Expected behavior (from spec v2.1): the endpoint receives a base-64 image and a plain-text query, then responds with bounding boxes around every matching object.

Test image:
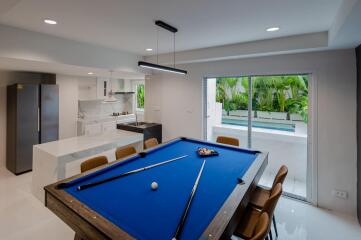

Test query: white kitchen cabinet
[77,114,136,136]
[102,121,117,132]
[84,123,102,135]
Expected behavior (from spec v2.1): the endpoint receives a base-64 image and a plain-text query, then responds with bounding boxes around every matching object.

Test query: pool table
[44,137,268,240]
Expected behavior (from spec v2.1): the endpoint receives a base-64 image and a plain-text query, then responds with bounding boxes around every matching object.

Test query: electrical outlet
[332,190,348,199]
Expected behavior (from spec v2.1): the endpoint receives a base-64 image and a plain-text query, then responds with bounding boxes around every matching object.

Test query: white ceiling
[0,0,343,55]
[0,57,145,79]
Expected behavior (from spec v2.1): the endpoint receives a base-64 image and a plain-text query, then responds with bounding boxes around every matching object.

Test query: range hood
[114,91,134,94]
[111,78,134,94]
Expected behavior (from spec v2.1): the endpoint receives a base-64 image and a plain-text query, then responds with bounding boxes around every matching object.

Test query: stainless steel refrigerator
[6,83,59,175]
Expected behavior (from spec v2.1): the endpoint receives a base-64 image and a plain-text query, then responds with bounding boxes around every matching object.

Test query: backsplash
[78,95,133,119]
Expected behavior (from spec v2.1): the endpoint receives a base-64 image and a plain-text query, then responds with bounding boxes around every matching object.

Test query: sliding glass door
[251,75,309,199]
[205,74,310,200]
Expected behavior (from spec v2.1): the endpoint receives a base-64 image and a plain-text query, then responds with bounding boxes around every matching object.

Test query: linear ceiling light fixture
[138,20,187,75]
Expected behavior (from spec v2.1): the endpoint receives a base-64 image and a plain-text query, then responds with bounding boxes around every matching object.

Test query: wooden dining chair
[144,138,159,149]
[76,155,109,239]
[235,183,282,240]
[216,136,239,146]
[250,213,270,240]
[115,146,137,160]
[250,165,288,237]
[80,156,108,173]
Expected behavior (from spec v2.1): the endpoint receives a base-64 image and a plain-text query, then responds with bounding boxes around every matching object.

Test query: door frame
[202,73,318,204]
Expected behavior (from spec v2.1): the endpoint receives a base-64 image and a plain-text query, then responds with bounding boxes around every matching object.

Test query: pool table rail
[201,151,268,240]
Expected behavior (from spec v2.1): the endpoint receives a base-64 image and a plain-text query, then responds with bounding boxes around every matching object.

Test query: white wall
[0,71,17,169]
[56,75,81,139]
[145,49,357,215]
[146,32,328,65]
[77,78,97,101]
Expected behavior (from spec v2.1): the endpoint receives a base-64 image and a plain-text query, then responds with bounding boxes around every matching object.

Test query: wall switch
[332,190,348,199]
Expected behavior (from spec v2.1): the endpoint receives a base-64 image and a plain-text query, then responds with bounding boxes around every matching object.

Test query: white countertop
[34,130,143,157]
[77,114,136,124]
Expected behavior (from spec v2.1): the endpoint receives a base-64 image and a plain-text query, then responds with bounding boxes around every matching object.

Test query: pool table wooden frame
[44,137,268,240]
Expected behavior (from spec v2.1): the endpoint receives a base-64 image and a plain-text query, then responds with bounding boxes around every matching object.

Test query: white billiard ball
[151,181,158,190]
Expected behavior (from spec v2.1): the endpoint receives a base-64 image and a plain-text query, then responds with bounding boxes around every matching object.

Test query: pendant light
[138,20,187,75]
[103,70,118,103]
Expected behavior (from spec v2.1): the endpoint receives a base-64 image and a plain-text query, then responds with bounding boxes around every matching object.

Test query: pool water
[222,118,295,132]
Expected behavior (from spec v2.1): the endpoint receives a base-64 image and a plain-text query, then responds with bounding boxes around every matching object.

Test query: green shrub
[216,75,309,122]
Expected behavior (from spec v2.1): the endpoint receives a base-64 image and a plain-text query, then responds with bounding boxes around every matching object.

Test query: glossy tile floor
[259,171,307,199]
[274,197,361,240]
[0,168,73,240]
[0,167,360,240]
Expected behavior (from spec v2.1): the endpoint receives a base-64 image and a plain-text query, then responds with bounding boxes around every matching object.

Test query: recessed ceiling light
[87,72,94,75]
[266,27,280,32]
[146,48,153,52]
[44,19,57,25]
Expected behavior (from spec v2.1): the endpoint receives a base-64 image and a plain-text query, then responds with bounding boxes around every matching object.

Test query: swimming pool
[222,118,295,132]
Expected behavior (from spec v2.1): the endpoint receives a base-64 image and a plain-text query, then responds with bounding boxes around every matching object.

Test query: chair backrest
[262,183,282,218]
[115,146,137,160]
[216,136,239,147]
[250,212,270,240]
[80,156,108,173]
[271,165,288,189]
[144,138,159,149]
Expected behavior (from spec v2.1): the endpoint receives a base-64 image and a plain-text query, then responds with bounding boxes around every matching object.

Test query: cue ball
[151,182,158,190]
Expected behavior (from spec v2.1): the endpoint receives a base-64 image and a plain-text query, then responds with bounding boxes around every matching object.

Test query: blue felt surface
[64,138,258,240]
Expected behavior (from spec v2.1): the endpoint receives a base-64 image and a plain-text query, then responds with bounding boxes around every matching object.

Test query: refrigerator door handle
[38,107,40,132]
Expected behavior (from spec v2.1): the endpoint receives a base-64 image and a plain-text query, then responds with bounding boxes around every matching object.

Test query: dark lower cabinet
[6,83,59,175]
[117,122,162,144]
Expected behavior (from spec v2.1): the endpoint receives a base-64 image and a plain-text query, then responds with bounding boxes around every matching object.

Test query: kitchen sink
[127,122,147,126]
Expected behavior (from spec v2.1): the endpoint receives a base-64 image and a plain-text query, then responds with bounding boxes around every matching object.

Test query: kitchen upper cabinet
[79,78,132,100]
[78,79,97,100]
[96,77,107,100]
[96,78,131,98]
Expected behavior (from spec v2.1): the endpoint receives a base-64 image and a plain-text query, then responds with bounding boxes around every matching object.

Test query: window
[216,75,309,129]
[136,83,145,110]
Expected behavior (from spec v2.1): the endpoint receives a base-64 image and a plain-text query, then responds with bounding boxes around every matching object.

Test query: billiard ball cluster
[197,147,219,157]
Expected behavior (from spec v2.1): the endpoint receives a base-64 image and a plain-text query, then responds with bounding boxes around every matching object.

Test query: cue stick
[76,155,189,191]
[172,159,206,240]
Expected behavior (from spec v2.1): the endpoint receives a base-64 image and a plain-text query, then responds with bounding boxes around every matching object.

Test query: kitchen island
[32,130,143,202]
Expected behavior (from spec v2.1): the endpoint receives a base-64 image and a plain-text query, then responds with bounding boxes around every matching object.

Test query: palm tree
[253,77,274,111]
[216,77,241,114]
[287,76,307,99]
[271,76,289,112]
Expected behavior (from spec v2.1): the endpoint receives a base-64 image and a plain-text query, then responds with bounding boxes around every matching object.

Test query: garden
[216,75,309,123]
[136,84,145,109]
